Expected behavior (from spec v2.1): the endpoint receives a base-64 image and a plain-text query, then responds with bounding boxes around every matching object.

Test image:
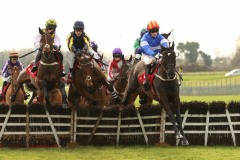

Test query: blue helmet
[73,21,84,29]
[112,48,123,56]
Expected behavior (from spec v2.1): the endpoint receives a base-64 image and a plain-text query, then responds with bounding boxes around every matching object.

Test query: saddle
[26,63,38,77]
[137,63,160,86]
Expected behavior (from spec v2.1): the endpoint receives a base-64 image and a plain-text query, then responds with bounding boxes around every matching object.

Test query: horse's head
[9,66,21,88]
[160,42,178,79]
[117,55,133,81]
[39,28,54,59]
[114,55,133,94]
[76,52,94,92]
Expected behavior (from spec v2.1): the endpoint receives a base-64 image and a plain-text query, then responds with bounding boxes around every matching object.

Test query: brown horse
[11,28,68,108]
[111,55,133,98]
[122,42,189,145]
[68,50,122,108]
[5,66,25,105]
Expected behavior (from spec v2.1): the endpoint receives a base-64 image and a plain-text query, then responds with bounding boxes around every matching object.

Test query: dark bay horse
[11,28,68,108]
[122,43,189,145]
[68,51,123,108]
[5,66,25,105]
[131,31,173,105]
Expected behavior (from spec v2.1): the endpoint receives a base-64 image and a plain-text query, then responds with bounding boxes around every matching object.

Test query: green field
[0,146,239,160]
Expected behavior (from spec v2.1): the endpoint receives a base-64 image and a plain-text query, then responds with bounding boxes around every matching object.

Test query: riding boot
[143,64,151,90]
[31,50,41,72]
[67,68,74,84]
[0,81,8,101]
[21,86,30,100]
[58,51,66,77]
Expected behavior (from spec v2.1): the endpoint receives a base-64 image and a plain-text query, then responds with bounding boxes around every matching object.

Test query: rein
[154,59,177,81]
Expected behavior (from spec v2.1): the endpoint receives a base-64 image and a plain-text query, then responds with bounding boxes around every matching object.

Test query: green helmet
[140,28,147,37]
[45,18,57,29]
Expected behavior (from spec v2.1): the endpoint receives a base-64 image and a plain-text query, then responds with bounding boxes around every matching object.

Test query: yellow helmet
[45,18,57,28]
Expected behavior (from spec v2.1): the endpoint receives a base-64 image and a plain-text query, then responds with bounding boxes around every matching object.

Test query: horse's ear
[129,55,132,62]
[39,27,44,35]
[171,41,175,50]
[122,55,125,60]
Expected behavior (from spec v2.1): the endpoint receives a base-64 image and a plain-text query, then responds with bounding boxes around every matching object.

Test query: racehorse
[68,49,122,108]
[5,66,25,105]
[11,28,68,108]
[111,55,133,98]
[122,42,189,145]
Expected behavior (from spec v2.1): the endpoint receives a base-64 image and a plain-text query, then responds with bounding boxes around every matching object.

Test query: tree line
[1,39,239,72]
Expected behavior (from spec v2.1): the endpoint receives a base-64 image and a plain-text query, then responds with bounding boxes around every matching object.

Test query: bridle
[154,51,177,81]
[76,57,94,85]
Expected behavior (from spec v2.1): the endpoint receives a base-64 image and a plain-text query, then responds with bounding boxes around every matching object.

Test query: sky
[1,0,240,59]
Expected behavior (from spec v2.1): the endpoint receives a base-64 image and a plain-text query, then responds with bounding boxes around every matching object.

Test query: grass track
[0,146,239,160]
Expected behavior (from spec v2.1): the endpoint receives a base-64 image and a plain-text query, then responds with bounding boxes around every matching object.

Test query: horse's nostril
[86,76,91,81]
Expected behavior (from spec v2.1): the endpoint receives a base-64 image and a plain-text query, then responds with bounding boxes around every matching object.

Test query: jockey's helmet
[9,52,19,59]
[73,21,84,30]
[140,28,147,37]
[90,41,98,52]
[112,48,123,57]
[45,18,57,29]
[147,20,160,31]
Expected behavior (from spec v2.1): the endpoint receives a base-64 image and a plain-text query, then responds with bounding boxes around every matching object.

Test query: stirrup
[61,72,66,77]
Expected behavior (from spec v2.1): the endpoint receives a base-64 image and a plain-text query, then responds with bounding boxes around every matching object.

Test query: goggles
[149,28,159,33]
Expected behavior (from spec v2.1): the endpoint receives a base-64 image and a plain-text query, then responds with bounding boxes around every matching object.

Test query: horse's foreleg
[104,81,121,103]
[39,80,50,106]
[174,98,189,145]
[59,81,68,108]
[10,84,22,102]
[160,97,183,140]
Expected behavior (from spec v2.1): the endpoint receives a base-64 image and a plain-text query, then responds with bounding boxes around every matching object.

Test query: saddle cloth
[137,64,160,85]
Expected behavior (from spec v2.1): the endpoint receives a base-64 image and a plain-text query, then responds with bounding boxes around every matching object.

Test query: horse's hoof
[181,137,189,146]
[91,100,97,105]
[62,104,69,109]
[139,99,146,105]
[176,131,183,140]
[10,96,15,102]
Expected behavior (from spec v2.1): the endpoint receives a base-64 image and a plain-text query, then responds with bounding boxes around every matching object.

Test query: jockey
[134,28,147,61]
[90,41,106,72]
[66,20,99,82]
[107,48,123,83]
[31,18,65,77]
[0,52,29,101]
[140,20,169,90]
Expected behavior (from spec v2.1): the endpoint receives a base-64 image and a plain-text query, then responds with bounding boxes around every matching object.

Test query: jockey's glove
[7,76,11,83]
[135,54,141,60]
[155,53,161,59]
[53,45,61,51]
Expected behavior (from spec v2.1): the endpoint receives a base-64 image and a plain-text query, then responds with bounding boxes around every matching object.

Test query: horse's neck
[159,65,167,78]
[41,51,56,63]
